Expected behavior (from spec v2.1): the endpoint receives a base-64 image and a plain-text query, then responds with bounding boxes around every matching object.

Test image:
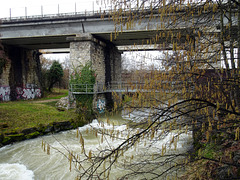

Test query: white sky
[0,0,105,18]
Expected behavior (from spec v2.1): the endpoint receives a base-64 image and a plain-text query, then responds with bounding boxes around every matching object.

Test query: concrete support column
[106,44,122,108]
[69,33,122,112]
[69,33,106,112]
[0,45,42,101]
[195,29,222,69]
[0,56,11,101]
[69,33,106,83]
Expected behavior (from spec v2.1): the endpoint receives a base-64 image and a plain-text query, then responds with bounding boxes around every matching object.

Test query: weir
[0,114,193,179]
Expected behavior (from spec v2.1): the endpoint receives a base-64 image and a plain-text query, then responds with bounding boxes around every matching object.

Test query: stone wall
[69,33,122,112]
[91,39,106,84]
[69,41,91,73]
[107,44,122,108]
[0,45,42,101]
[0,121,78,147]
[0,59,11,101]
[109,44,122,83]
[69,33,106,84]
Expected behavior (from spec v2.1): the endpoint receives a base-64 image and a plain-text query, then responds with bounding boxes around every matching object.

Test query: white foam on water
[0,112,193,180]
[122,109,150,122]
[0,163,34,180]
[77,119,192,153]
[78,119,127,132]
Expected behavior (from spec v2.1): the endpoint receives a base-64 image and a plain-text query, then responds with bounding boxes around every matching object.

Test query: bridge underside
[1,28,194,50]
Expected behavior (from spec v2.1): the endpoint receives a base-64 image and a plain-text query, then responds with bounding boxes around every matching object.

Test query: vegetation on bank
[0,89,76,135]
[40,88,69,100]
[70,62,96,117]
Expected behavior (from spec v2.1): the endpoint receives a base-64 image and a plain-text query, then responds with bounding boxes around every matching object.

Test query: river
[0,112,192,180]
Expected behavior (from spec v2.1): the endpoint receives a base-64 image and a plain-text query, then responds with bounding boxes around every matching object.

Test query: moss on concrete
[25,131,40,139]
[2,136,11,144]
[8,133,25,141]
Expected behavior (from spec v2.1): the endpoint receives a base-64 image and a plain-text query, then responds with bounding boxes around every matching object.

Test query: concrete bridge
[0,9,195,49]
[0,8,193,110]
[0,5,235,111]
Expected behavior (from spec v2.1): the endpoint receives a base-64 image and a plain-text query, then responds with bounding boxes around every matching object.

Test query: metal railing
[0,5,160,22]
[1,10,105,22]
[69,80,192,95]
[69,81,146,95]
[70,84,95,94]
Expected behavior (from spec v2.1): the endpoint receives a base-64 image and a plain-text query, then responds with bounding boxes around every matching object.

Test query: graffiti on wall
[97,99,106,113]
[0,86,10,101]
[16,84,41,100]
[0,84,41,101]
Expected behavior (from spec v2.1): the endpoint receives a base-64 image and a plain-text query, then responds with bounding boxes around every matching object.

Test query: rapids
[0,113,192,180]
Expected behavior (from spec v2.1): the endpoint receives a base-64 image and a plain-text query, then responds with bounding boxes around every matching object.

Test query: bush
[70,62,96,119]
[47,61,64,92]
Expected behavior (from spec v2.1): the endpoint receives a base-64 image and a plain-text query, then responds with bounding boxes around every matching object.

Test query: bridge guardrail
[69,80,193,95]
[0,7,119,22]
[1,11,101,22]
[70,81,151,95]
[0,7,159,22]
[70,84,95,94]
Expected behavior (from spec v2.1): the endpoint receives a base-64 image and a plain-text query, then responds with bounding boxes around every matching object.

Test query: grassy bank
[39,88,69,100]
[0,89,77,134]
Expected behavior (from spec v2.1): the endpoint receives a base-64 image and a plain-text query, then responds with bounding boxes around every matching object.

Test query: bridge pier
[69,33,122,112]
[0,45,42,101]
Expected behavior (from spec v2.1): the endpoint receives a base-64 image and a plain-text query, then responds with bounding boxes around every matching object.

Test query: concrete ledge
[0,120,82,147]
[67,34,106,47]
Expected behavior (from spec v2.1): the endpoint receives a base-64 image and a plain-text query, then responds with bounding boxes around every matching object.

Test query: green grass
[0,89,77,134]
[40,88,69,100]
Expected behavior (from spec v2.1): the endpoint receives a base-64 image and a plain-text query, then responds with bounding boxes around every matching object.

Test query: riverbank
[0,89,85,147]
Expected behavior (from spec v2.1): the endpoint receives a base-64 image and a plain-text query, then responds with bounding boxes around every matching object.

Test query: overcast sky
[0,0,105,18]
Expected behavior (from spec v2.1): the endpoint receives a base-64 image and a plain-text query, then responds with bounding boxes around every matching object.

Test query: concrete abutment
[69,33,122,112]
[0,45,42,101]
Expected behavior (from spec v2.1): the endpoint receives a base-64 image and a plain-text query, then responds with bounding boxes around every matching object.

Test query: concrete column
[0,45,42,101]
[195,29,222,69]
[69,33,122,112]
[69,33,106,112]
[0,56,11,101]
[109,44,122,83]
[106,44,122,109]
